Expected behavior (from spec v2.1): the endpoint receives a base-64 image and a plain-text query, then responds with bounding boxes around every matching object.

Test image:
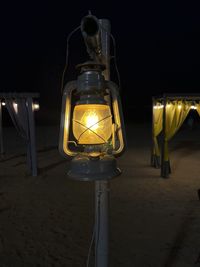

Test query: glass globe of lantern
[72,104,112,145]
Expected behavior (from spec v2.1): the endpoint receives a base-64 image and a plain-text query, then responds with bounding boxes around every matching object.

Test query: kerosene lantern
[59,61,126,180]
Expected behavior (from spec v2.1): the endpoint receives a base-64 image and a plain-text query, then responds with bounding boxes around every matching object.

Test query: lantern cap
[76,61,105,73]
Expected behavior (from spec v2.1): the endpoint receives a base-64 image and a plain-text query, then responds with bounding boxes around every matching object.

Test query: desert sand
[0,123,200,267]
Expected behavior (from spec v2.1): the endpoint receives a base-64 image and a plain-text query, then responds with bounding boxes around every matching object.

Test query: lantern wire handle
[60,25,81,94]
[110,33,121,91]
[60,22,121,94]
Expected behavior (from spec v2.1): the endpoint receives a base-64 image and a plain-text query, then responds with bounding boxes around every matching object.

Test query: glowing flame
[85,113,99,130]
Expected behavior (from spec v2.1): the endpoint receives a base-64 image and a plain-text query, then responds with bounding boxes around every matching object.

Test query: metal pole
[0,101,4,155]
[27,97,37,176]
[95,181,110,266]
[151,97,154,166]
[95,19,110,267]
[161,95,166,177]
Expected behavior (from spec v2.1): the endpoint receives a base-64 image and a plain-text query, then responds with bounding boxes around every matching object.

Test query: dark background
[1,1,200,123]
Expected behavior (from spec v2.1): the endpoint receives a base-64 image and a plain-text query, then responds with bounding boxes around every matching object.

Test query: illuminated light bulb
[166,103,171,108]
[178,104,182,109]
[1,101,6,106]
[33,103,40,111]
[191,105,197,110]
[154,104,164,109]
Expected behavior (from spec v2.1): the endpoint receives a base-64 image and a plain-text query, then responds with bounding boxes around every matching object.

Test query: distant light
[13,102,18,113]
[1,101,6,106]
[33,102,40,111]
[166,103,172,108]
[178,104,182,109]
[191,105,197,110]
[153,104,164,109]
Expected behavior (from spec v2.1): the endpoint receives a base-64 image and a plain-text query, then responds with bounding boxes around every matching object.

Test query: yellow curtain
[164,101,191,162]
[153,103,163,157]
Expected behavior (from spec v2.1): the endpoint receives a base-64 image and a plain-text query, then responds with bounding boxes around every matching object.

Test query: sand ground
[0,123,200,267]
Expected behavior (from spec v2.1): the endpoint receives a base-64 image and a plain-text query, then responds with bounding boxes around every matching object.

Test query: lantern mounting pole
[59,14,126,266]
[94,18,110,267]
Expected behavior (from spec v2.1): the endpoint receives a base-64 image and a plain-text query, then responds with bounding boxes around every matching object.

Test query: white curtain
[5,98,29,141]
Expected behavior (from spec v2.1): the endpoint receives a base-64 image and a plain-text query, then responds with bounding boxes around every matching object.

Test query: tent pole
[0,101,4,155]
[27,97,37,176]
[151,96,154,166]
[161,95,166,177]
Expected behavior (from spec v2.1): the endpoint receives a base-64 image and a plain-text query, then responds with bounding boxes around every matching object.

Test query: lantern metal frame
[59,62,126,181]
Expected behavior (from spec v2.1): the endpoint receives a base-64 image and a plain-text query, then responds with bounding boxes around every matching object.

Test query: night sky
[1,1,200,122]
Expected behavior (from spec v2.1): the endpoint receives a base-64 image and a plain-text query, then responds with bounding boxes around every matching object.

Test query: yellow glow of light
[191,105,197,110]
[153,104,164,109]
[166,103,171,108]
[178,104,182,109]
[73,104,112,144]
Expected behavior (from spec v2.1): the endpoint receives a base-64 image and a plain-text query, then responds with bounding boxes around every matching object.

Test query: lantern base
[67,154,121,181]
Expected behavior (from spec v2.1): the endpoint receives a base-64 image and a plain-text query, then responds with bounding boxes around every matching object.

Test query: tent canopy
[0,93,39,176]
[151,93,200,178]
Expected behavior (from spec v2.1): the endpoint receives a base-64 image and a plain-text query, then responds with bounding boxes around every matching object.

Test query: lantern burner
[68,154,121,181]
